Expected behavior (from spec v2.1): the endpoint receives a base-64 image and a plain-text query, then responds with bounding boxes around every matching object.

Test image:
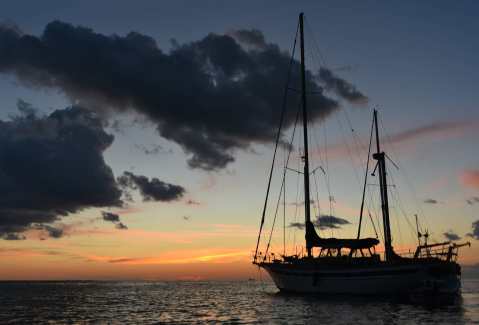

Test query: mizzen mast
[299,13,312,258]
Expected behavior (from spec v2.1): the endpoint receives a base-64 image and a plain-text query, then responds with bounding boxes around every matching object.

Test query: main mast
[372,110,393,261]
[299,13,312,258]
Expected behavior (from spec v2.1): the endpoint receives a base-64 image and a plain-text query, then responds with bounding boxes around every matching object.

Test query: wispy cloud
[386,120,479,144]
[315,119,479,161]
[86,249,250,265]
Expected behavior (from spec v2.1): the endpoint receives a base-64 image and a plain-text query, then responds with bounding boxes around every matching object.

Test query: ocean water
[0,279,478,324]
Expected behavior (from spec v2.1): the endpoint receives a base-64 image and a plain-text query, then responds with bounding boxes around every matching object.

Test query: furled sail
[305,221,379,250]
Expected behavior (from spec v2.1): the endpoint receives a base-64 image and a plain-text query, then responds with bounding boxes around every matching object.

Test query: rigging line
[307,121,319,222]
[387,171,419,243]
[313,171,322,219]
[372,187,384,241]
[311,121,334,230]
[287,139,301,250]
[336,114,362,186]
[323,112,332,219]
[293,176,303,250]
[283,132,287,257]
[344,109,383,227]
[312,171,323,235]
[304,26,334,222]
[330,114,361,236]
[309,122,327,231]
[292,116,305,250]
[391,191,416,246]
[302,28,338,235]
[376,115,422,243]
[254,20,299,261]
[386,160,419,247]
[264,101,302,260]
[343,107,378,228]
[264,182,284,260]
[365,157,383,237]
[378,114,431,235]
[305,17,371,235]
[304,18,328,67]
[316,117,334,222]
[379,121,427,243]
[344,108,376,191]
[366,178,383,240]
[357,114,374,239]
[390,201,404,248]
[368,212,379,239]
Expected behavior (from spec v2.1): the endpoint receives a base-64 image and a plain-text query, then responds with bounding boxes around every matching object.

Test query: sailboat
[253,13,470,295]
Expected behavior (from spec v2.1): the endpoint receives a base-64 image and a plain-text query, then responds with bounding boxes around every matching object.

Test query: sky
[0,1,478,280]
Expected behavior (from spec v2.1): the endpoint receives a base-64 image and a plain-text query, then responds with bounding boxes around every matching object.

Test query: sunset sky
[0,1,478,280]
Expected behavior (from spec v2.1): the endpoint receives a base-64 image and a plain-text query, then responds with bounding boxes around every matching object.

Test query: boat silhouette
[253,13,470,296]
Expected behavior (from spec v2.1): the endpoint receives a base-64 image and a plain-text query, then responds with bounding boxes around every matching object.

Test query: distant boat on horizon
[253,13,470,296]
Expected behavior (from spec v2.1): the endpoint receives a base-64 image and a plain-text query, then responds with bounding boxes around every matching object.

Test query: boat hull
[260,261,461,295]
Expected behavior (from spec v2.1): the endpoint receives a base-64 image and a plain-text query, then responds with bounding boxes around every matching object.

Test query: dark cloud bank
[0,21,366,239]
[0,102,184,240]
[0,20,366,171]
[0,103,121,239]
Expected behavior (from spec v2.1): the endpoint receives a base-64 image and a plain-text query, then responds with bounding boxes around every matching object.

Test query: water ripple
[0,280,477,324]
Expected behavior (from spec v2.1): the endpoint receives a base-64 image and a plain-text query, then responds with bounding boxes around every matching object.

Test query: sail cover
[305,221,379,250]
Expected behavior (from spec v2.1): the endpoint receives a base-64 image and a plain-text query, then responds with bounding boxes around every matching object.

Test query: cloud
[443,230,461,241]
[101,211,120,223]
[388,120,479,146]
[41,225,64,238]
[467,220,479,240]
[313,118,479,162]
[185,199,201,206]
[101,211,128,230]
[115,222,128,230]
[118,171,185,202]
[134,144,172,155]
[288,200,315,207]
[289,215,351,230]
[289,222,305,229]
[316,215,351,230]
[460,170,479,189]
[0,22,366,170]
[2,232,26,240]
[318,68,368,104]
[0,102,122,239]
[228,29,267,49]
[466,197,479,205]
[423,198,438,204]
[103,249,250,265]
